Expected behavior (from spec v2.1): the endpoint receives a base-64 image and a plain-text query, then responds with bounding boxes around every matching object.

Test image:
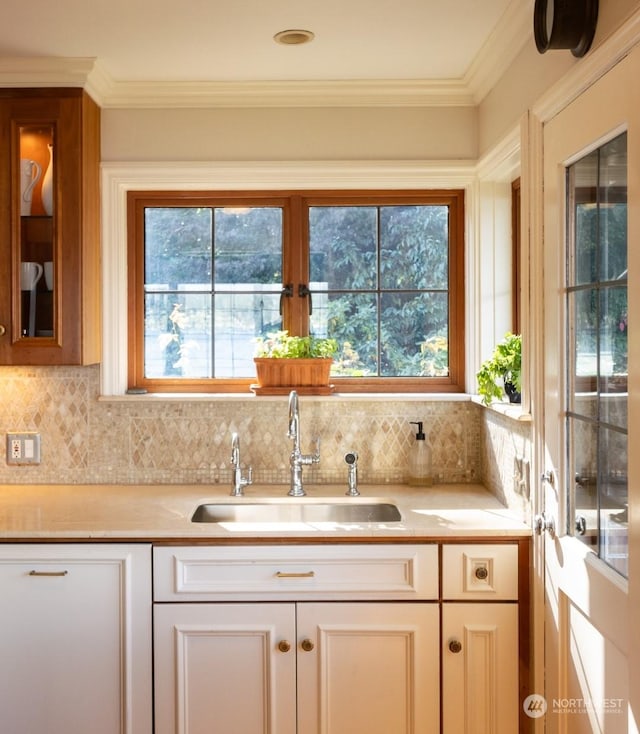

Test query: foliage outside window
[127,190,465,393]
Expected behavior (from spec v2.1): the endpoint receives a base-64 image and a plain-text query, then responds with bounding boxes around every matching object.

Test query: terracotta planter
[252,358,334,395]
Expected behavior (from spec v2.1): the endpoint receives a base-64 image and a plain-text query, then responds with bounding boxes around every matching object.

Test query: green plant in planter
[476,332,522,405]
[254,330,338,359]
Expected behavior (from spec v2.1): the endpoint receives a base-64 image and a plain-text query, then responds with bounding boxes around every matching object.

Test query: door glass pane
[19,125,54,338]
[566,132,628,577]
[599,426,628,577]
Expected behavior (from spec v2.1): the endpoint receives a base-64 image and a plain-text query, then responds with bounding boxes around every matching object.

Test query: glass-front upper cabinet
[0,89,101,365]
[19,123,55,339]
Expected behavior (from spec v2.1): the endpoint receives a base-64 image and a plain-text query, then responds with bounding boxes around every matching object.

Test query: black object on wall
[534,0,599,57]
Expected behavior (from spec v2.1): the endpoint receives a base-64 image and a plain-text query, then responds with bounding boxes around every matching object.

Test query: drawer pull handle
[275,571,315,578]
[278,640,291,653]
[301,639,315,652]
[29,570,68,577]
[474,566,489,580]
[448,639,463,654]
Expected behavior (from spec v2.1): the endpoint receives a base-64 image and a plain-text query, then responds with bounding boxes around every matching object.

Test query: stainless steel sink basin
[191,500,402,524]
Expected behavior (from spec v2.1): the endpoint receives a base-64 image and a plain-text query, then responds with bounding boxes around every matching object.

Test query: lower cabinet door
[0,544,152,734]
[154,603,297,734]
[154,601,440,734]
[442,602,519,734]
[296,602,440,734]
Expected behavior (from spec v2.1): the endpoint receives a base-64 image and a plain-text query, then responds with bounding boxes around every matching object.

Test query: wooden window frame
[127,188,465,394]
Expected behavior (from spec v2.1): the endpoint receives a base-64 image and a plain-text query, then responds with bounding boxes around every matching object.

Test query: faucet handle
[311,436,321,462]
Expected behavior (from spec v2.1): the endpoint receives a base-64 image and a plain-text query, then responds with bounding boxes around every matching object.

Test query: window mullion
[285,195,310,336]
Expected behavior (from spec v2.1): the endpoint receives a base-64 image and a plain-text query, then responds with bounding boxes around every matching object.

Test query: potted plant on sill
[476,332,522,406]
[252,330,339,395]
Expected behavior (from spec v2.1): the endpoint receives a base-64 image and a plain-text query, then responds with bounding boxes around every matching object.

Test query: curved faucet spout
[286,389,319,497]
[288,390,299,444]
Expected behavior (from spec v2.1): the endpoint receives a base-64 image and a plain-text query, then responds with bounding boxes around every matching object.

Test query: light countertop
[0,483,531,542]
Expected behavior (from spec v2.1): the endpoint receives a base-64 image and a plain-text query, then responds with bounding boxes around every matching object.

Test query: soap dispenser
[407,421,433,486]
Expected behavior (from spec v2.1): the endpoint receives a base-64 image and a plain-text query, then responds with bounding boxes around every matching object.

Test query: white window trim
[100,158,513,397]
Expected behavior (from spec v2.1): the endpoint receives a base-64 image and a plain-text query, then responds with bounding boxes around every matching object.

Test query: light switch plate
[6,432,41,465]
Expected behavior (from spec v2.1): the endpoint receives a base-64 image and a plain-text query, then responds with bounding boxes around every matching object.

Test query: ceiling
[0,0,534,107]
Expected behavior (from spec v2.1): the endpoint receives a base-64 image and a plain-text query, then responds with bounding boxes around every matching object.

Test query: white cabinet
[0,544,152,734]
[153,542,524,734]
[153,544,440,734]
[154,601,440,734]
[296,602,439,734]
[154,603,297,734]
[441,544,520,734]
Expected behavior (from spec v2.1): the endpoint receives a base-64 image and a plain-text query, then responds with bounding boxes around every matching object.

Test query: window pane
[144,293,211,378]
[145,208,212,286]
[143,206,284,379]
[309,203,452,379]
[214,291,282,377]
[214,207,283,285]
[380,205,448,290]
[380,292,448,377]
[309,207,377,289]
[311,293,378,376]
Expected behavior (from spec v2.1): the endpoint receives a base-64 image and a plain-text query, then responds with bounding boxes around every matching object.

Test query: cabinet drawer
[442,544,518,600]
[153,544,438,601]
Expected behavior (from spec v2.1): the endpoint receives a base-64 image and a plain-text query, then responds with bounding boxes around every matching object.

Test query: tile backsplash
[1,364,485,486]
[0,365,531,519]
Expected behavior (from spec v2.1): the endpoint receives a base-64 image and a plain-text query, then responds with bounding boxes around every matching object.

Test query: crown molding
[0,56,96,88]
[0,4,533,109]
[90,76,475,109]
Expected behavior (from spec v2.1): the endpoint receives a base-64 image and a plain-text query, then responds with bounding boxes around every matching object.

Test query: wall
[478,0,640,155]
[101,106,478,162]
[479,408,532,523]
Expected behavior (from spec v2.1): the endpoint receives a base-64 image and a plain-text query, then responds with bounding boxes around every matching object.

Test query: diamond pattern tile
[0,365,531,516]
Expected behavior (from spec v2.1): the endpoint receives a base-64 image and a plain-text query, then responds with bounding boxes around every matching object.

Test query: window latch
[298,284,313,315]
[279,284,293,315]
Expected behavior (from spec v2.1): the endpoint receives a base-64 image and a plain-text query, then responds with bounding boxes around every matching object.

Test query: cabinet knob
[448,639,462,654]
[278,640,291,653]
[474,566,489,580]
[301,638,315,652]
[0,324,5,336]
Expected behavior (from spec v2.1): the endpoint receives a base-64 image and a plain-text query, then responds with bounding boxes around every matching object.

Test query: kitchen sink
[191,500,402,524]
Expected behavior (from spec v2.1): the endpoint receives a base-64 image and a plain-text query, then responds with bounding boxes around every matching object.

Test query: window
[127,190,465,393]
[566,132,628,577]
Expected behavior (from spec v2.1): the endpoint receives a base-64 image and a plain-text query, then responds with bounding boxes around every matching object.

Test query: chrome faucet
[287,390,320,497]
[344,451,360,496]
[230,432,253,496]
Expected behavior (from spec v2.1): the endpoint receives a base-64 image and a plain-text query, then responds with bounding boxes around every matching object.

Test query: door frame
[524,9,640,731]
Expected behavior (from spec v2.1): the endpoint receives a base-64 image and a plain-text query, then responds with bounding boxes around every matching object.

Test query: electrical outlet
[6,433,41,465]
